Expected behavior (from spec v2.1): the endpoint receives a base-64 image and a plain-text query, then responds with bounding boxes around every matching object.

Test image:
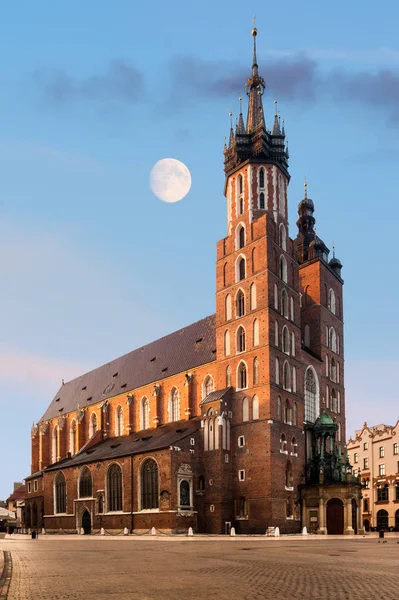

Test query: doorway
[326,498,344,535]
[82,510,91,535]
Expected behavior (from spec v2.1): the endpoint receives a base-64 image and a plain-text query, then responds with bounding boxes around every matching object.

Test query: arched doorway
[326,498,344,535]
[82,510,91,535]
[377,509,388,531]
[395,510,399,530]
[364,519,370,532]
[351,498,357,534]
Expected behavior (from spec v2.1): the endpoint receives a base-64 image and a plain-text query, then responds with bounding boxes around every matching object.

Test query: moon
[150,158,192,203]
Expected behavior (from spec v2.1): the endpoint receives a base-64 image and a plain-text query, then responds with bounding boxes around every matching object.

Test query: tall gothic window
[279,223,287,251]
[52,426,58,464]
[259,192,265,209]
[225,294,232,320]
[279,255,287,283]
[115,405,123,436]
[203,375,214,399]
[236,289,245,317]
[252,395,259,420]
[329,327,337,353]
[242,397,249,422]
[141,458,159,510]
[226,365,231,387]
[140,397,150,430]
[277,396,282,420]
[238,226,245,249]
[179,480,191,507]
[253,319,259,346]
[238,257,246,281]
[259,167,265,188]
[253,357,259,385]
[281,289,288,318]
[305,367,318,423]
[238,174,243,194]
[250,283,257,310]
[328,288,336,314]
[238,362,247,389]
[79,466,92,498]
[283,361,291,391]
[169,387,180,422]
[89,412,97,438]
[224,330,231,356]
[237,326,246,353]
[223,262,227,287]
[55,472,66,514]
[69,420,76,456]
[107,463,122,512]
[282,326,290,354]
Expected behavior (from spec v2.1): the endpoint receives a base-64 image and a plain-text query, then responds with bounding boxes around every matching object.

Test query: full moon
[150,158,192,203]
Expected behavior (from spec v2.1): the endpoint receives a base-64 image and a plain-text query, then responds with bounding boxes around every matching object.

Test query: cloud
[34,60,144,106]
[0,139,100,172]
[267,47,399,66]
[167,54,399,121]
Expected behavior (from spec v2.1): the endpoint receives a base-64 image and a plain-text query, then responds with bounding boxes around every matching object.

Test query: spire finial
[239,96,243,113]
[332,240,336,258]
[274,99,278,115]
[252,16,258,66]
[229,110,233,128]
[304,176,308,199]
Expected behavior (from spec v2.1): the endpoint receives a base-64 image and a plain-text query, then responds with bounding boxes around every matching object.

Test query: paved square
[1,536,398,599]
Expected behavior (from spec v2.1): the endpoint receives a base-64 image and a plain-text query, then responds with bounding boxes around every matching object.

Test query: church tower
[214,27,303,531]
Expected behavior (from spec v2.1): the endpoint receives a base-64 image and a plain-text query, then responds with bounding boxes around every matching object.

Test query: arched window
[292,437,298,455]
[252,395,259,420]
[285,462,293,488]
[168,387,180,422]
[238,174,243,195]
[239,197,244,215]
[225,294,232,320]
[282,326,289,354]
[259,167,265,188]
[237,326,246,353]
[293,366,297,393]
[291,332,295,356]
[279,178,286,217]
[281,289,288,318]
[337,422,341,442]
[293,402,297,426]
[115,405,123,436]
[259,192,265,209]
[236,289,245,317]
[290,297,294,321]
[329,327,337,353]
[304,324,310,348]
[107,463,122,512]
[325,354,329,376]
[237,257,246,281]
[337,361,340,384]
[52,426,58,463]
[331,388,337,413]
[198,475,205,492]
[275,320,279,346]
[223,263,227,287]
[283,361,291,391]
[224,330,231,356]
[237,225,245,249]
[252,247,256,273]
[253,319,259,346]
[326,385,330,408]
[304,367,319,423]
[279,224,287,251]
[337,391,341,413]
[179,480,191,507]
[279,255,287,283]
[237,362,247,389]
[275,357,280,385]
[226,365,231,387]
[214,417,219,449]
[328,289,336,315]
[79,466,92,498]
[280,433,287,452]
[274,284,278,310]
[140,459,159,510]
[284,400,292,424]
[140,397,150,430]
[253,357,259,385]
[242,397,249,422]
[331,358,337,382]
[277,396,282,420]
[203,375,214,399]
[250,283,257,310]
[54,472,66,514]
[69,420,76,456]
[89,412,97,438]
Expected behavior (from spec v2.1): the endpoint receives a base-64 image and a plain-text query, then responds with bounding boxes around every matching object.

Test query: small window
[242,397,249,422]
[238,435,245,447]
[253,358,259,385]
[282,326,289,354]
[238,226,245,249]
[28,482,31,494]
[252,394,259,419]
[236,289,245,317]
[259,192,265,209]
[259,167,265,188]
[250,283,257,310]
[380,446,385,458]
[237,326,246,353]
[379,464,385,476]
[277,396,282,420]
[377,483,388,500]
[291,437,298,456]
[274,284,278,310]
[279,224,287,251]
[253,319,259,346]
[237,362,247,389]
[34,480,38,492]
[238,470,245,482]
[224,330,231,356]
[354,453,359,463]
[394,443,398,455]
[363,442,368,450]
[279,255,287,283]
[364,457,369,469]
[225,294,232,320]
[328,289,336,315]
[238,174,243,194]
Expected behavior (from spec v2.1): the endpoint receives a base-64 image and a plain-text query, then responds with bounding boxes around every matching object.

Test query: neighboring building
[347,421,399,531]
[25,28,361,536]
[6,482,26,529]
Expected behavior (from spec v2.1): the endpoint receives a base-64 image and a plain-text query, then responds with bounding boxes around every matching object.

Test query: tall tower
[214,27,303,532]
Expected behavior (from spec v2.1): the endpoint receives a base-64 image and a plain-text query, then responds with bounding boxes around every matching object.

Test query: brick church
[25,28,362,535]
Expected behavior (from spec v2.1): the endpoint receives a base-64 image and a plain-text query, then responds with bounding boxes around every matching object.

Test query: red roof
[7,484,26,502]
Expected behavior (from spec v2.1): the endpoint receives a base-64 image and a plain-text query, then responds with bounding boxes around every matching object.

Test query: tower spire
[245,26,266,133]
[237,96,246,134]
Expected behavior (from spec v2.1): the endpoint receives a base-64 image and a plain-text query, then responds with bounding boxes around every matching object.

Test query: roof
[7,484,26,502]
[44,419,201,471]
[41,314,216,421]
[200,387,232,405]
[25,471,43,482]
[0,507,16,520]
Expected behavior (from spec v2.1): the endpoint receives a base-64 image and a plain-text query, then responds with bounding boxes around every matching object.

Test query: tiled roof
[200,387,232,405]
[44,419,201,471]
[41,314,216,422]
[25,471,43,482]
[7,485,26,501]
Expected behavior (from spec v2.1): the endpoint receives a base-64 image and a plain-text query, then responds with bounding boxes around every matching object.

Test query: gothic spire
[245,27,266,133]
[236,96,246,134]
[272,100,281,135]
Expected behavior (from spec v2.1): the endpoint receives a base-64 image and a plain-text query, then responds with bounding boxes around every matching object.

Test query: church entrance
[82,510,91,535]
[326,498,344,535]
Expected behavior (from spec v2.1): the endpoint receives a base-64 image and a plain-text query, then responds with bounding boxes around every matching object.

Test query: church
[25,28,362,536]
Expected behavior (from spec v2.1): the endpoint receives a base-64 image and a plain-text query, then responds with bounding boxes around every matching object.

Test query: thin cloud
[267,47,399,66]
[34,59,144,106]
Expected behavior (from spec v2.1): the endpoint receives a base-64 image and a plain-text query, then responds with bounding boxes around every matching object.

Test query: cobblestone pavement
[1,537,398,600]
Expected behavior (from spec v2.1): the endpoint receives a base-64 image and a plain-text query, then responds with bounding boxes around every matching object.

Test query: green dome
[314,410,337,431]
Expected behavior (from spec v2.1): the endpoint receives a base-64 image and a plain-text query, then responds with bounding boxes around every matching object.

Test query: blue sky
[1,1,398,498]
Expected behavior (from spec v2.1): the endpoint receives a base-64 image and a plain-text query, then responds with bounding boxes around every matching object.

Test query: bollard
[302,526,308,536]
[188,527,194,537]
[230,527,236,537]
[80,527,85,535]
[41,528,46,535]
[100,527,105,536]
[151,527,156,536]
[123,527,129,536]
[274,527,280,537]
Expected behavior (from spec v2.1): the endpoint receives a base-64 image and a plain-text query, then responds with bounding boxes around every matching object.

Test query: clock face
[103,383,115,395]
